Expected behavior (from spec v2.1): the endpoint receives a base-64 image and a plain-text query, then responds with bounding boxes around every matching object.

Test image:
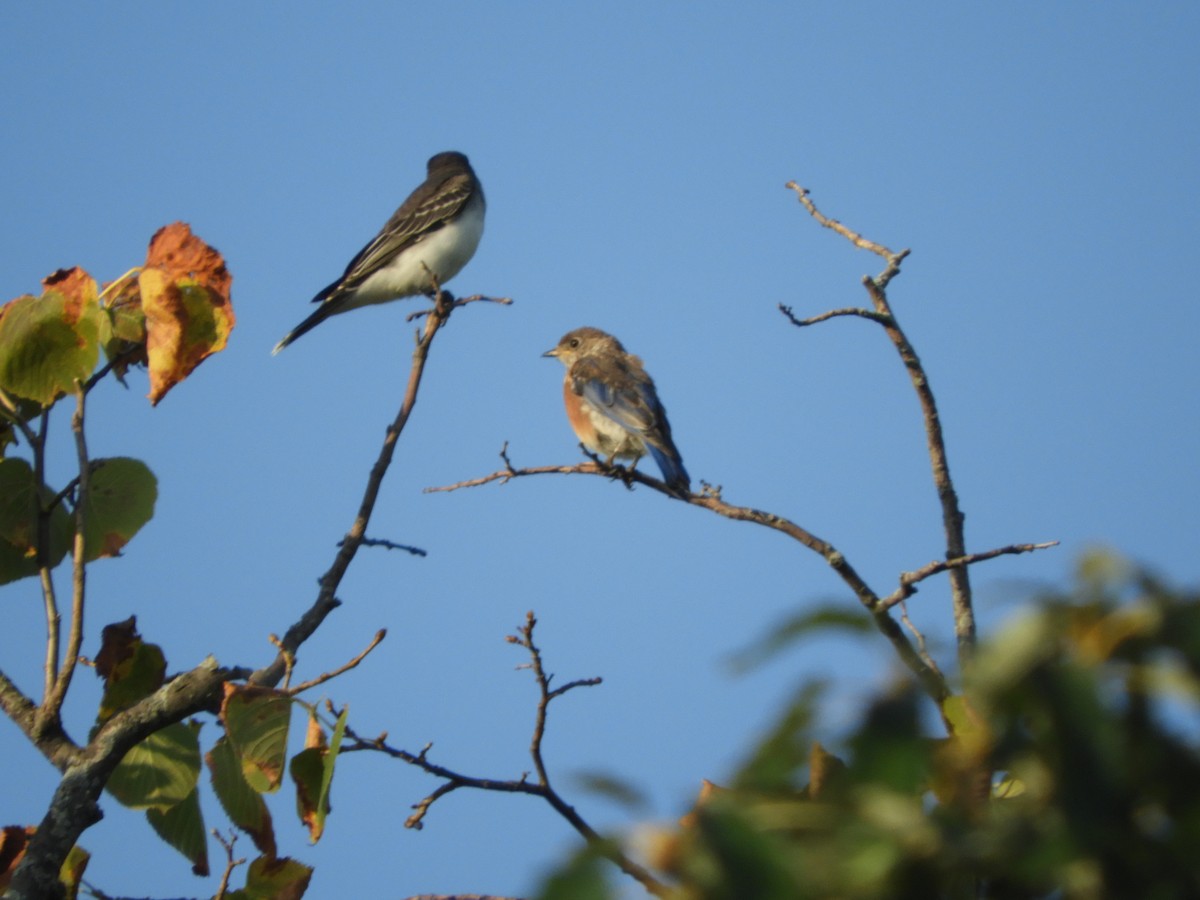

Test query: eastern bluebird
[544,327,691,497]
[273,151,485,353]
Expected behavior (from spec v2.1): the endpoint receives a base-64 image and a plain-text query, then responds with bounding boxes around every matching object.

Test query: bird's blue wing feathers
[578,376,657,434]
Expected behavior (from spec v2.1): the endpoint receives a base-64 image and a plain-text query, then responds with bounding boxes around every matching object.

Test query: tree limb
[785,182,979,671]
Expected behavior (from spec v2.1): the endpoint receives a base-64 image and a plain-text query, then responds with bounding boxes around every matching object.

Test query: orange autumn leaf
[139,223,234,405]
[41,267,98,320]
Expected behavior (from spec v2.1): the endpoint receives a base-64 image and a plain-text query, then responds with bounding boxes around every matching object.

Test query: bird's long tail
[648,445,691,497]
[271,302,337,355]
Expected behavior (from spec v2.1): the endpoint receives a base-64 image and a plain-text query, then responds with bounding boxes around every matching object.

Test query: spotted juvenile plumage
[544,326,690,496]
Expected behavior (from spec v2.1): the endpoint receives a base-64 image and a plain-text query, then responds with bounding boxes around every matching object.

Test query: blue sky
[2,3,1198,897]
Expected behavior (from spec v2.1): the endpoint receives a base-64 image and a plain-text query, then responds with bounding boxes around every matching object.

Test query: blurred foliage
[539,550,1200,899]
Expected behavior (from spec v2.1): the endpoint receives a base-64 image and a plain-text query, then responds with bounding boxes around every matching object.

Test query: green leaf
[0,457,72,585]
[691,805,801,900]
[80,457,156,560]
[224,855,313,900]
[570,770,650,812]
[320,705,347,828]
[94,618,166,724]
[734,682,823,793]
[537,842,615,900]
[106,720,201,812]
[97,639,166,723]
[0,290,100,405]
[290,706,347,843]
[289,747,325,842]
[58,842,90,900]
[145,786,208,876]
[207,736,277,858]
[221,686,293,794]
[727,603,872,673]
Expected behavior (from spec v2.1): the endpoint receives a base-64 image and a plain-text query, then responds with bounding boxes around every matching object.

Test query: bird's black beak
[542,348,559,359]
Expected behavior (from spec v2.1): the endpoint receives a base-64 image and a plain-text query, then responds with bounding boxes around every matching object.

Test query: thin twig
[778,305,890,328]
[429,454,950,703]
[339,615,666,896]
[881,541,1060,610]
[252,282,508,687]
[34,409,60,728]
[786,182,977,670]
[786,182,901,261]
[40,384,90,731]
[267,634,297,691]
[213,829,246,900]
[286,629,387,695]
[0,384,39,446]
[347,537,428,557]
[318,286,495,600]
[405,291,513,321]
[898,601,941,678]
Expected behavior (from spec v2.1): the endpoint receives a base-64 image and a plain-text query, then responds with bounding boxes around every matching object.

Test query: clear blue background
[2,3,1198,897]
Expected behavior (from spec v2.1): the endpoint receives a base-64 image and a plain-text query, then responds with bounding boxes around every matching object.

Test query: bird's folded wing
[325,174,476,297]
[573,358,661,437]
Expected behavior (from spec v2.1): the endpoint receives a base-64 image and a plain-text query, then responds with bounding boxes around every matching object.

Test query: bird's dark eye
[568,338,580,349]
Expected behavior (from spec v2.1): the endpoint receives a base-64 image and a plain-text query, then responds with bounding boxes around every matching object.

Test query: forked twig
[339,613,666,897]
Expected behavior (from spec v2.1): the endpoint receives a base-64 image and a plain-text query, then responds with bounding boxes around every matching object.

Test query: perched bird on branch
[544,327,691,497]
[273,150,485,353]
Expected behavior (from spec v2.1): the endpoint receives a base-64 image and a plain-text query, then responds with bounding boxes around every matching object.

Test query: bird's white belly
[586,407,646,461]
[356,195,485,304]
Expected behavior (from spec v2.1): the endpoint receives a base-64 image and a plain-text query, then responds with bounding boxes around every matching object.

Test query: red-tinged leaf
[207,736,277,859]
[41,267,98,314]
[225,854,312,900]
[139,224,234,406]
[221,684,292,794]
[94,617,166,723]
[289,747,325,843]
[0,826,36,893]
[106,720,202,813]
[144,222,232,299]
[0,457,72,585]
[806,741,846,799]
[0,828,88,899]
[145,786,209,876]
[80,457,157,561]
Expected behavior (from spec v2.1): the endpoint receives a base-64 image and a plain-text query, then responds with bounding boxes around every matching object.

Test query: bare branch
[778,304,890,328]
[39,383,90,735]
[898,602,942,678]
[881,541,1060,610]
[405,291,513,322]
[34,409,60,725]
[351,537,428,557]
[786,182,982,669]
[286,629,387,695]
[212,830,247,900]
[786,182,906,263]
[339,614,666,897]
[255,283,507,686]
[432,452,950,703]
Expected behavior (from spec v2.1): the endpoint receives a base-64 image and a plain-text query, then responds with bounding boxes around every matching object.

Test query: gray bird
[273,151,485,353]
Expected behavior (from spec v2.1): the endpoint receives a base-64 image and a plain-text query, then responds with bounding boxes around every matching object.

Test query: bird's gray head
[427,151,471,172]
